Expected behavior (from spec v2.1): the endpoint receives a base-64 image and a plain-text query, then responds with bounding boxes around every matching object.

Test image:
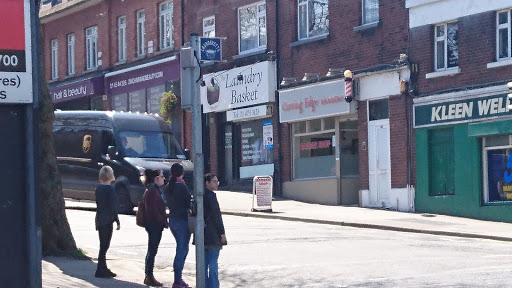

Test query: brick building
[40,0,184,142]
[409,0,512,222]
[275,0,414,210]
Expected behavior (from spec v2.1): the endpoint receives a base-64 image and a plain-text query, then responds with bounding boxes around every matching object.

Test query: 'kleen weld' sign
[0,0,33,103]
[414,94,511,128]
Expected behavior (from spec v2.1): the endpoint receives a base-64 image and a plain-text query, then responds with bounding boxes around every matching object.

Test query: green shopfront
[414,85,512,222]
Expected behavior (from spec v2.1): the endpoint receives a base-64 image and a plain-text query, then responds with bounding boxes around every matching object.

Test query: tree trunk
[38,27,77,255]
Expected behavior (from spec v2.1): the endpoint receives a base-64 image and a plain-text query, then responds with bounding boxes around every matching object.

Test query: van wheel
[117,186,133,214]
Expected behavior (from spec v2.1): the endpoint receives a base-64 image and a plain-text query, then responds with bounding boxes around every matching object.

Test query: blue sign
[200,37,222,61]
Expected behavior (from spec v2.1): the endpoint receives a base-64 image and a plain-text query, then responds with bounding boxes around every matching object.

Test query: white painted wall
[360,186,415,211]
[358,71,400,101]
[407,0,512,28]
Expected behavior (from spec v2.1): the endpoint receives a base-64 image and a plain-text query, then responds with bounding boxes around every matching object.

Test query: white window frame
[297,0,329,41]
[118,16,127,62]
[137,10,146,56]
[85,26,98,70]
[434,21,458,71]
[362,0,379,25]
[51,39,58,80]
[67,34,75,75]
[203,16,215,37]
[238,2,267,54]
[497,9,511,61]
[159,1,173,50]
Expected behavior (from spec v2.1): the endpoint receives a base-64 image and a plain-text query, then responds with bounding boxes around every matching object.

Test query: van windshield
[119,131,186,159]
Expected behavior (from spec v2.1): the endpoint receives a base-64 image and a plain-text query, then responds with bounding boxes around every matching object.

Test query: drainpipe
[274,0,282,197]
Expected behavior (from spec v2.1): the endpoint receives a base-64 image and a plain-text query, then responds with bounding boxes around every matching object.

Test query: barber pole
[345,80,352,98]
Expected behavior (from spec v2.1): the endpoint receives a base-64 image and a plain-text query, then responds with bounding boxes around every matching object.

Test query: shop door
[368,119,391,206]
[223,124,234,185]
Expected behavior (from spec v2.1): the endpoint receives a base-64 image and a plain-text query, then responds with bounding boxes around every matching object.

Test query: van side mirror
[184,149,191,160]
[107,145,119,159]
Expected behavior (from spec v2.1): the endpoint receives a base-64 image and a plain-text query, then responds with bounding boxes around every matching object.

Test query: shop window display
[483,135,512,203]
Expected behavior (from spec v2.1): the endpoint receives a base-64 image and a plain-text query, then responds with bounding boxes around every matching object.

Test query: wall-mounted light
[344,69,353,103]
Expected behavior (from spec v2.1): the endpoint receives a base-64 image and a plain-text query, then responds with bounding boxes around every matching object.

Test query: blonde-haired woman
[95,165,120,278]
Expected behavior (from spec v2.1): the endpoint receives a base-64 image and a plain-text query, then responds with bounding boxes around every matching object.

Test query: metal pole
[28,0,42,287]
[190,33,205,288]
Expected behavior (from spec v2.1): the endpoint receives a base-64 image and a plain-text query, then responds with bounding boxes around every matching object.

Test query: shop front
[49,75,105,110]
[200,61,276,188]
[414,85,512,222]
[105,56,181,138]
[279,79,358,205]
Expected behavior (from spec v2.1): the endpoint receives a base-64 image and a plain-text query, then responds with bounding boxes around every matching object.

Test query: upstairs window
[67,34,75,75]
[85,26,98,70]
[203,16,216,37]
[137,10,146,56]
[159,1,173,50]
[51,39,58,80]
[238,2,266,53]
[434,22,458,71]
[362,0,379,25]
[298,0,329,40]
[118,16,127,62]
[497,9,511,60]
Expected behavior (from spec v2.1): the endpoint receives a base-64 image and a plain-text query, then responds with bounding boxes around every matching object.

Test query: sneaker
[179,280,191,288]
[106,269,117,277]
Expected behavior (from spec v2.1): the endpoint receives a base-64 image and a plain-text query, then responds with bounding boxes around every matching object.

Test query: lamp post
[344,69,353,103]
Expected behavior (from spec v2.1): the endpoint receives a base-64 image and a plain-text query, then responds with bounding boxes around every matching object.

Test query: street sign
[199,37,222,61]
[0,0,33,103]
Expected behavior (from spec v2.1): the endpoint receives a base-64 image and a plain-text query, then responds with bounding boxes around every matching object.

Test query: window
[483,135,512,203]
[159,1,173,50]
[428,128,455,196]
[362,0,379,25]
[137,10,146,56]
[118,16,127,61]
[298,0,329,40]
[239,119,274,179]
[85,26,98,70]
[497,10,511,60]
[203,16,215,37]
[435,22,458,71]
[238,2,266,53]
[51,39,58,79]
[368,99,389,121]
[67,34,75,75]
[293,117,336,179]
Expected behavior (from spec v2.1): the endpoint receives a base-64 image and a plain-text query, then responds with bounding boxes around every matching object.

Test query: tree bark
[38,27,77,255]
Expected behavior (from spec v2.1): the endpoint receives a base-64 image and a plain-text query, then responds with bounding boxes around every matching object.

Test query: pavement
[43,190,512,287]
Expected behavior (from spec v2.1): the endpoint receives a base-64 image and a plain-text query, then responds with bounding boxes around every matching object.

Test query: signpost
[0,0,40,286]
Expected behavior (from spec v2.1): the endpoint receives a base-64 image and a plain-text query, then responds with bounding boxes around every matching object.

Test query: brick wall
[358,101,369,190]
[389,94,410,188]
[410,11,512,96]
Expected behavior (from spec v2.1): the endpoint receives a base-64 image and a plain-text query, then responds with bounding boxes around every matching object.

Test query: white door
[368,119,391,207]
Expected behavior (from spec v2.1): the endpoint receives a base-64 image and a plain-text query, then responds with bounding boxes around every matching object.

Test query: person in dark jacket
[203,173,227,288]
[164,163,192,288]
[94,166,120,278]
[143,169,167,287]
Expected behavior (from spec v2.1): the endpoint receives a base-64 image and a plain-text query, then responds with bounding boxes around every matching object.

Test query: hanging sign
[200,37,222,61]
[0,0,33,103]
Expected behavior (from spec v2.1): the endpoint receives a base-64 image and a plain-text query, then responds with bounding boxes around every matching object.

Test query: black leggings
[97,224,113,270]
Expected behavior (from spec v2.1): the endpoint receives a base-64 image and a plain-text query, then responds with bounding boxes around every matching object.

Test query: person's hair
[99,166,115,182]
[168,163,184,194]
[144,169,162,187]
[204,173,217,183]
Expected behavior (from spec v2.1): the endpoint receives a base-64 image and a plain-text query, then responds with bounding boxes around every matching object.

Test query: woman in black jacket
[94,166,120,278]
[165,163,192,288]
[203,173,227,288]
[143,169,167,287]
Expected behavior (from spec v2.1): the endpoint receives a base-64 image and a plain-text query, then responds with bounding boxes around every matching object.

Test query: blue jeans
[205,248,220,288]
[169,219,191,283]
[145,222,163,277]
